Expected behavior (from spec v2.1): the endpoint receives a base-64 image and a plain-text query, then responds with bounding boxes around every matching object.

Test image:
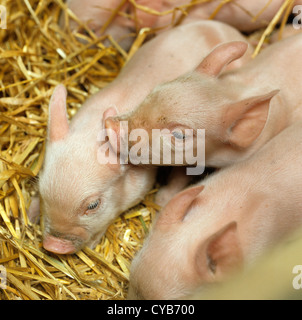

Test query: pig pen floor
[0,0,299,300]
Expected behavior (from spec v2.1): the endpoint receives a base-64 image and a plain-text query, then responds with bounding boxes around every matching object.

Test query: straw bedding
[0,0,297,300]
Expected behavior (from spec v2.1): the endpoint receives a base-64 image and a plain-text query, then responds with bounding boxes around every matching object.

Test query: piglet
[128,121,302,300]
[105,33,302,170]
[61,0,302,50]
[37,20,252,254]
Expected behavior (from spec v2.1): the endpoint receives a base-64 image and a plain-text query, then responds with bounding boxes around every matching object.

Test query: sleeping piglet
[61,0,302,50]
[37,20,252,254]
[128,121,302,300]
[105,33,302,170]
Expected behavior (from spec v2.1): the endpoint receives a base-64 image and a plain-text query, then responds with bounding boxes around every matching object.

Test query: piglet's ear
[157,185,204,226]
[48,84,69,142]
[196,222,243,281]
[223,90,279,149]
[196,41,248,77]
[103,105,118,121]
[103,106,121,155]
[103,106,119,140]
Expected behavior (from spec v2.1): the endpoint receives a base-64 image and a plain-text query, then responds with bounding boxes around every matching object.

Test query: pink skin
[270,24,302,43]
[128,121,302,300]
[62,0,302,50]
[60,0,162,49]
[43,236,78,255]
[32,20,252,254]
[106,33,302,169]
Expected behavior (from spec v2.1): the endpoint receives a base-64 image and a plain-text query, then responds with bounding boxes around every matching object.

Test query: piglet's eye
[172,130,185,140]
[87,200,100,211]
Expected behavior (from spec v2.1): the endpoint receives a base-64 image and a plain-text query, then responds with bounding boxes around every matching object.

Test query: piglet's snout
[43,234,77,254]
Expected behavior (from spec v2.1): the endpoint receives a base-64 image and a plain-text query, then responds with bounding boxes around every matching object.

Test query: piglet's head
[105,41,279,168]
[39,85,98,254]
[39,85,152,254]
[128,185,243,300]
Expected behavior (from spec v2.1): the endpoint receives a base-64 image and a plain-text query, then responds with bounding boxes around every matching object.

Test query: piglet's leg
[155,167,192,207]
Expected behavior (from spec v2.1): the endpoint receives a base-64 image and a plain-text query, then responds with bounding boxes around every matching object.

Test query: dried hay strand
[0,0,296,300]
